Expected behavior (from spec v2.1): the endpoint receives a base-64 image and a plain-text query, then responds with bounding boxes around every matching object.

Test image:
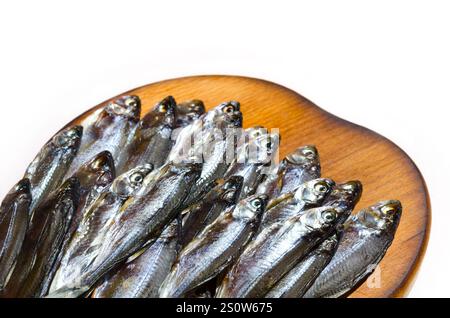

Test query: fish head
[200,101,241,128]
[53,126,83,150]
[327,180,363,207]
[233,194,269,220]
[219,176,244,203]
[220,100,240,113]
[218,101,243,128]
[357,200,402,231]
[285,145,320,173]
[250,131,280,164]
[141,96,176,129]
[235,127,266,162]
[56,177,81,207]
[180,99,205,116]
[82,151,116,187]
[286,145,319,164]
[245,126,267,140]
[111,164,154,197]
[169,161,203,184]
[300,206,340,233]
[294,178,335,204]
[105,95,141,122]
[14,178,31,195]
[6,178,32,205]
[176,99,205,124]
[0,179,31,216]
[317,234,340,255]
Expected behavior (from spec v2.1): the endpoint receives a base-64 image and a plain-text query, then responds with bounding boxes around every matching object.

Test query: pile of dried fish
[0,95,402,298]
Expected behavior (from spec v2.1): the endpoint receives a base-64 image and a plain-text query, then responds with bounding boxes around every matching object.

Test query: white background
[0,1,448,297]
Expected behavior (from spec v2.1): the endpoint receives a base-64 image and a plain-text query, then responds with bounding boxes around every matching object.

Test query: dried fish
[117,96,176,174]
[25,126,82,212]
[259,178,335,231]
[266,234,340,298]
[67,95,141,177]
[224,127,280,199]
[91,221,178,298]
[2,178,79,297]
[49,165,153,295]
[322,181,363,219]
[256,145,320,199]
[182,101,243,206]
[50,162,201,297]
[180,176,243,248]
[159,194,269,298]
[216,205,349,298]
[175,100,205,128]
[65,151,115,246]
[0,179,32,289]
[303,200,402,298]
[0,94,405,300]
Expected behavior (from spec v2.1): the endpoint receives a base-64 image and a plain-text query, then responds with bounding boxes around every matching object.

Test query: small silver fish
[322,181,363,219]
[224,127,280,200]
[50,162,201,297]
[65,151,116,244]
[303,200,402,298]
[215,205,348,298]
[159,194,269,298]
[117,96,176,174]
[201,101,242,130]
[182,101,243,206]
[66,95,141,177]
[259,178,335,231]
[91,221,179,298]
[48,164,153,295]
[0,179,32,290]
[175,99,205,128]
[2,178,80,298]
[25,126,82,212]
[168,101,242,165]
[180,176,244,248]
[266,234,340,298]
[38,152,116,295]
[256,145,321,199]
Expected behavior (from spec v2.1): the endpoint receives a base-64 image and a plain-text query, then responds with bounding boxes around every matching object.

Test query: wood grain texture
[70,75,430,298]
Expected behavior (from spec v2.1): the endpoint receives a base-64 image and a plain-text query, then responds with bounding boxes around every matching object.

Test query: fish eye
[314,182,328,193]
[381,205,396,216]
[251,199,263,209]
[65,129,77,138]
[223,181,234,190]
[303,149,315,159]
[222,105,235,114]
[159,104,168,113]
[250,130,261,138]
[130,173,144,184]
[125,97,138,108]
[322,210,336,223]
[193,106,202,112]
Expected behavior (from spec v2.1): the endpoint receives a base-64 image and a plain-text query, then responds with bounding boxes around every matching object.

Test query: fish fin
[45,285,90,298]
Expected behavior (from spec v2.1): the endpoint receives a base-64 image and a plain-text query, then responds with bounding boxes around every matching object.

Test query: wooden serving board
[71,75,430,298]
